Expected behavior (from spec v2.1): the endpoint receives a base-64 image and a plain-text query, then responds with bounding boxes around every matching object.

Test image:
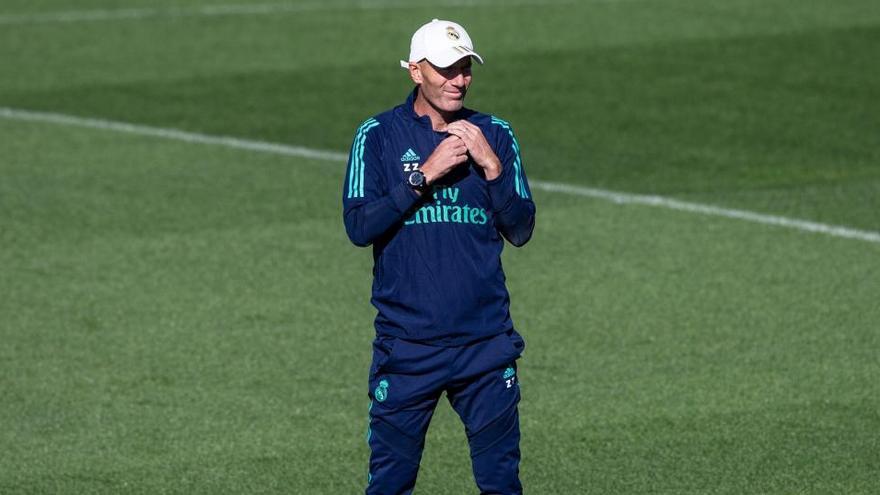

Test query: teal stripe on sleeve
[356,121,380,198]
[346,138,360,199]
[490,117,529,199]
[352,122,369,197]
[366,400,374,445]
[347,118,377,199]
[347,121,368,198]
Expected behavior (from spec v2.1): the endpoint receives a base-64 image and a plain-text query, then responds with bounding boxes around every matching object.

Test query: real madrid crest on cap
[446,26,461,41]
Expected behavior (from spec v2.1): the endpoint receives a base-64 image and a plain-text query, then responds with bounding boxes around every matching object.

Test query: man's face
[412,57,473,113]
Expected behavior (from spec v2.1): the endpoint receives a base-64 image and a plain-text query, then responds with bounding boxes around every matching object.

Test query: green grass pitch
[1,0,879,493]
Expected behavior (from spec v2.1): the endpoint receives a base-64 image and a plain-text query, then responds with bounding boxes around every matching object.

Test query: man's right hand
[420,136,469,187]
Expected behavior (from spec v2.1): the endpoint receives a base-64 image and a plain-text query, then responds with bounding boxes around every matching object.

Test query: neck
[413,89,456,131]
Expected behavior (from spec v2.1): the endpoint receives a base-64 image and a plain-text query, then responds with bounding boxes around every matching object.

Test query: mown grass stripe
[2,106,877,245]
[0,0,581,26]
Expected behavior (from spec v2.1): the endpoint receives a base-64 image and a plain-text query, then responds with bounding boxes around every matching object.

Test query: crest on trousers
[374,379,389,402]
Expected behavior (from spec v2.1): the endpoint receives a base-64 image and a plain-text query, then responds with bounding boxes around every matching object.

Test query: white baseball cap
[399,19,484,69]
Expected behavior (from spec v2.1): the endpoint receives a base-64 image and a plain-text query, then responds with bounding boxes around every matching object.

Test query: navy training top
[342,88,536,346]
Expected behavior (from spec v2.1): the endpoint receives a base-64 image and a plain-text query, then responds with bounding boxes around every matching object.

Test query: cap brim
[400,52,484,70]
[428,45,483,69]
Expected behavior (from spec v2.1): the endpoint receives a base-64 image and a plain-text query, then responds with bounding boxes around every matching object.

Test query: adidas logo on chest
[400,148,421,172]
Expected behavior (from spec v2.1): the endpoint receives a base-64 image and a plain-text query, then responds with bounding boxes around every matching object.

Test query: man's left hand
[446,121,502,181]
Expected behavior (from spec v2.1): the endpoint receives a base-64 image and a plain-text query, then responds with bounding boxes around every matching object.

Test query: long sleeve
[487,117,536,247]
[342,118,420,247]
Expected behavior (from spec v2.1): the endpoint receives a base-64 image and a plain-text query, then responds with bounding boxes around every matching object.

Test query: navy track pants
[365,329,525,495]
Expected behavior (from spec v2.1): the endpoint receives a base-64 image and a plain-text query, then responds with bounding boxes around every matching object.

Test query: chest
[383,127,490,211]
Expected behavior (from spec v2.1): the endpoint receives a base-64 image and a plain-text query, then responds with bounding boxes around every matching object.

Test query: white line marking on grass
[0,0,577,26]
[529,181,880,244]
[1,106,878,245]
[0,107,347,162]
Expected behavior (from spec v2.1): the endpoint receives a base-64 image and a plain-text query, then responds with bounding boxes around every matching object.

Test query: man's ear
[408,62,423,85]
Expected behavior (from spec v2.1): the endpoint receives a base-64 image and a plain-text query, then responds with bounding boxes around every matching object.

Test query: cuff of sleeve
[487,175,515,213]
[390,180,421,213]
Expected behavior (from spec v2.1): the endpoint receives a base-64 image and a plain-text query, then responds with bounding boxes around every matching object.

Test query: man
[342,18,536,495]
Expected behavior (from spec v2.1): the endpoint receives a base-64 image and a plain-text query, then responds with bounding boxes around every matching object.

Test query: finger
[449,129,467,144]
[447,132,471,148]
[446,128,467,139]
[454,134,472,145]
[447,121,466,132]
[460,120,481,133]
[460,121,484,139]
[451,120,473,132]
[456,125,474,137]
[447,138,467,149]
[448,128,471,141]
